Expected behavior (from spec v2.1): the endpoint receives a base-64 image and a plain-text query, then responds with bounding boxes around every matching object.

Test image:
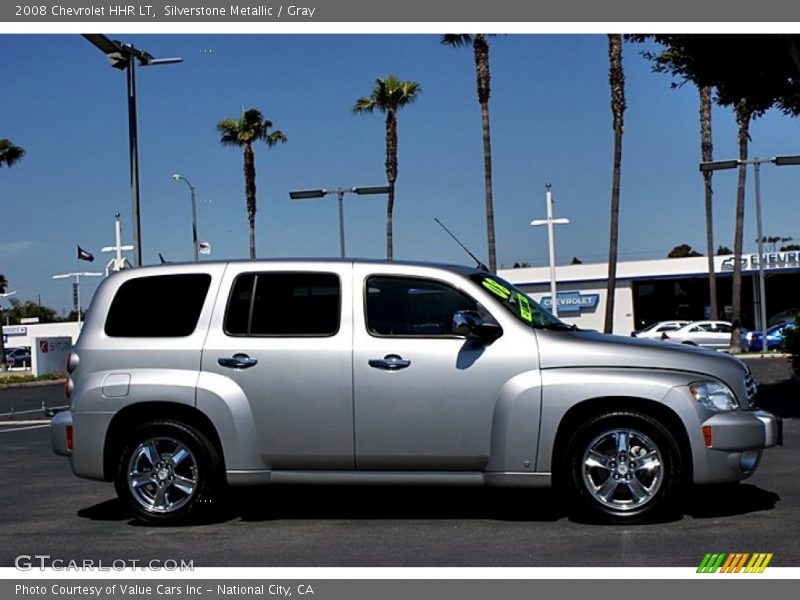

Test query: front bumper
[694,408,782,484]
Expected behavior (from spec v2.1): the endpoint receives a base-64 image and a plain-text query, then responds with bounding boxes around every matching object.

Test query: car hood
[535,328,754,408]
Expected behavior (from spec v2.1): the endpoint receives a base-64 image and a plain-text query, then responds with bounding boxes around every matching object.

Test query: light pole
[172,174,199,261]
[83,34,182,268]
[289,185,390,258]
[52,272,103,325]
[531,183,570,317]
[700,154,800,333]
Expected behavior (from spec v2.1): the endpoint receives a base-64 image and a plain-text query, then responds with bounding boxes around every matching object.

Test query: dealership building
[500,251,800,335]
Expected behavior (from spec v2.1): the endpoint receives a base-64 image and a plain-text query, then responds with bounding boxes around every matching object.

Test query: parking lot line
[0,423,49,433]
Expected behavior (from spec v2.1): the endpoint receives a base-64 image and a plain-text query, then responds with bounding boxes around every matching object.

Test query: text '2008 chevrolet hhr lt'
[52,260,782,524]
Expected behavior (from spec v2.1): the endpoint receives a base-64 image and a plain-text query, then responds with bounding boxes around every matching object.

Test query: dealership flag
[77,245,95,262]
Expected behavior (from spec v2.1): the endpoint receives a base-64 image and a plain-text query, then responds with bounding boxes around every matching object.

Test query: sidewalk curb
[0,378,66,390]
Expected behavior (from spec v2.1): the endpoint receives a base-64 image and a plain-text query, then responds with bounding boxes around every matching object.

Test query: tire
[114,420,223,525]
[562,411,683,524]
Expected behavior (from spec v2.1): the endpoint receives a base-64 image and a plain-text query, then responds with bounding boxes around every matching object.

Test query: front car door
[352,263,540,471]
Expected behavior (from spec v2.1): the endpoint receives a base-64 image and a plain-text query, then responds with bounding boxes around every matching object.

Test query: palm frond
[441,34,473,47]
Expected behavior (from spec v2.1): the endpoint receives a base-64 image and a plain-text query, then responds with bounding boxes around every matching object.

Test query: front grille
[744,367,758,403]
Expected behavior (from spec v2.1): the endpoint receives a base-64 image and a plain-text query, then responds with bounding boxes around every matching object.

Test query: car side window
[716,323,732,333]
[366,276,481,337]
[225,272,340,336]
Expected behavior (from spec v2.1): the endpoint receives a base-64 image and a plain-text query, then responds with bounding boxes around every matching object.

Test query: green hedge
[782,316,800,377]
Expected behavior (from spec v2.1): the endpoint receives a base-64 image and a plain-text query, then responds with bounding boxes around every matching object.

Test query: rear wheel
[563,411,683,523]
[114,420,223,525]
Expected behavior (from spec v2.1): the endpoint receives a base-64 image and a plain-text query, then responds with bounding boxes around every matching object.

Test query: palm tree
[604,34,626,334]
[730,99,752,351]
[353,75,421,260]
[699,85,719,321]
[217,109,286,259]
[0,138,25,168]
[441,34,497,272]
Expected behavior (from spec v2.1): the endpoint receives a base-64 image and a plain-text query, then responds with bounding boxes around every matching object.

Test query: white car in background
[659,320,736,351]
[631,320,691,340]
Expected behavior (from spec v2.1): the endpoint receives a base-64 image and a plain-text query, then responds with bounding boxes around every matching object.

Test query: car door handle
[368,354,411,371]
[218,353,258,370]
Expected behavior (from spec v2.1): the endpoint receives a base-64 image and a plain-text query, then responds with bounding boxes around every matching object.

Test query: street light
[83,34,182,268]
[699,154,800,334]
[52,272,103,325]
[172,174,199,261]
[531,183,570,317]
[289,185,390,258]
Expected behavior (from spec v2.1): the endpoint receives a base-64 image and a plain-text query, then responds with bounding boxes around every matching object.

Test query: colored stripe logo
[697,553,773,573]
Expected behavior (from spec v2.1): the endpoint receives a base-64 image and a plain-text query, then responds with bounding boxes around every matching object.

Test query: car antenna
[434,217,490,271]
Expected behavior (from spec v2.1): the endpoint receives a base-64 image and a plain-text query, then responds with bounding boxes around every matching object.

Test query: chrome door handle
[218,353,258,370]
[368,354,411,371]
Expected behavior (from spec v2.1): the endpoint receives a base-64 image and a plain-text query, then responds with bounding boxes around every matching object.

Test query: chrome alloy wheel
[581,428,664,512]
[126,437,199,514]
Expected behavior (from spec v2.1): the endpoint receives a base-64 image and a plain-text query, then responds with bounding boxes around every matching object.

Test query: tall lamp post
[52,272,103,325]
[531,183,570,317]
[83,34,182,268]
[700,154,800,333]
[289,186,390,258]
[172,174,199,261]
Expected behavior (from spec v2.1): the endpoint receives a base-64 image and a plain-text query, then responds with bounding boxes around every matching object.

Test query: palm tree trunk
[474,35,497,273]
[604,34,626,334]
[700,85,718,320]
[731,99,751,351]
[385,109,398,260]
[244,143,257,259]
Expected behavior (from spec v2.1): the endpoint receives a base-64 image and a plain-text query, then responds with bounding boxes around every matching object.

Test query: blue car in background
[744,321,796,352]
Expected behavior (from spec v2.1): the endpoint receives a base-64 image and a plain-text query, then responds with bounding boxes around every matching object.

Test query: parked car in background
[659,320,738,351]
[768,308,800,328]
[4,347,31,369]
[630,320,691,339]
[743,322,796,352]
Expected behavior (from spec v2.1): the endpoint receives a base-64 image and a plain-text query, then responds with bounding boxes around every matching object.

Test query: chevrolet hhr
[51,260,782,524]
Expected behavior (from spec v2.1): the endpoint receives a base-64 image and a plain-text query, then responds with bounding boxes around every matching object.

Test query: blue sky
[2,33,800,315]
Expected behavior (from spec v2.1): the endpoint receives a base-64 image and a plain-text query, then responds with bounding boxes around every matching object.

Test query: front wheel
[563,411,683,523]
[114,420,223,525]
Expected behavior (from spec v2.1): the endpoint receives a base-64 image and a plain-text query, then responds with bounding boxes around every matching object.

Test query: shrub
[782,316,800,377]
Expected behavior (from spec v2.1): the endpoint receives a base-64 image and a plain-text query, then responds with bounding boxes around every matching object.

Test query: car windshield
[468,273,571,330]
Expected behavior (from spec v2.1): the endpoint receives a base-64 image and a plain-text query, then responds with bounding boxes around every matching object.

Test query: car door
[351,265,539,471]
[201,264,354,469]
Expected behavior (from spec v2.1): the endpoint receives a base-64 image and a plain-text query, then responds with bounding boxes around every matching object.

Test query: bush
[782,316,800,377]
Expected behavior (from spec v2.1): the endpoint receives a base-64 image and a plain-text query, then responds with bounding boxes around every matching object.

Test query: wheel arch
[103,401,225,481]
[550,396,693,486]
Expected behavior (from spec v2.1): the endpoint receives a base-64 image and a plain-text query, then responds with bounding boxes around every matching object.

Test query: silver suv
[51,260,781,524]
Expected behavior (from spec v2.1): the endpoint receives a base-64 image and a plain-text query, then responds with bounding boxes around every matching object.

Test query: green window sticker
[516,292,533,322]
[482,278,510,299]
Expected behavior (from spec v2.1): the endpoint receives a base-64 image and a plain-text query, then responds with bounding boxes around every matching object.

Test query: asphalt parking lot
[1,356,798,568]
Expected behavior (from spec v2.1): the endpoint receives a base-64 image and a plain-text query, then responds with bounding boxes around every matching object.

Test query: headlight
[688,381,738,412]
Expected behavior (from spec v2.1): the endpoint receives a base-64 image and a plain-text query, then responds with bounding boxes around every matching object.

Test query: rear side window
[105,274,212,337]
[225,272,340,336]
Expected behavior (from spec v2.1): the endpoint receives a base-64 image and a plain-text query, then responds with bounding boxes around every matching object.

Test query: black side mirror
[452,310,503,343]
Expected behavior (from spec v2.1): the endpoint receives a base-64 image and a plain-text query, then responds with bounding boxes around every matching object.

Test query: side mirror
[452,310,503,343]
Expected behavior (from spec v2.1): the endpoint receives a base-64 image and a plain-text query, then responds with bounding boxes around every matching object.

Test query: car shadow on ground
[77,481,779,527]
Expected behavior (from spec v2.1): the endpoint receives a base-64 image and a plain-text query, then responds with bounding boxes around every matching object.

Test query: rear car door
[201,263,354,469]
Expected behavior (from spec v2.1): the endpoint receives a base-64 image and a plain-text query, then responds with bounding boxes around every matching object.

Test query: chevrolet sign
[540,291,600,314]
